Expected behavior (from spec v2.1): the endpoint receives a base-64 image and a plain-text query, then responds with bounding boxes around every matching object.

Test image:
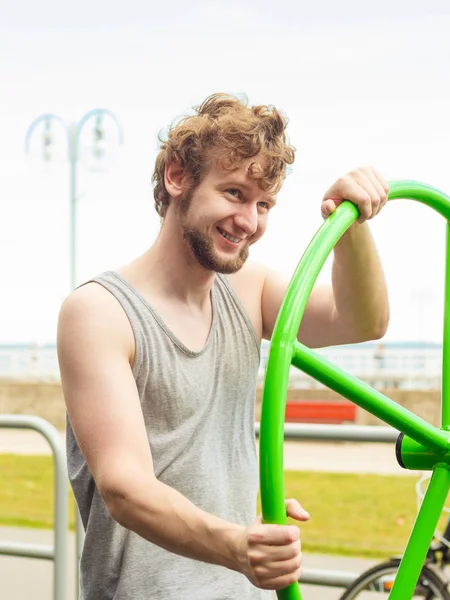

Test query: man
[58,93,389,599]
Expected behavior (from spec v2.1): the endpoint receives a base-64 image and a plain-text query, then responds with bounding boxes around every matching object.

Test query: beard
[182,227,249,274]
[178,187,249,274]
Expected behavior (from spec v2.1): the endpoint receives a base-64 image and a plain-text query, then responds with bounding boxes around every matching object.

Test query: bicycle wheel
[338,558,450,600]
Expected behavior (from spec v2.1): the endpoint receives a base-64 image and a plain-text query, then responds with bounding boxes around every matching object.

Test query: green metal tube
[259,204,359,600]
[291,342,449,456]
[398,433,450,470]
[388,465,450,599]
[260,202,360,522]
[259,181,450,600]
[388,180,450,218]
[443,222,450,429]
[276,582,302,600]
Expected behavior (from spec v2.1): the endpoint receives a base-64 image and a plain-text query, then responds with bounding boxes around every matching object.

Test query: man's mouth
[217,228,241,243]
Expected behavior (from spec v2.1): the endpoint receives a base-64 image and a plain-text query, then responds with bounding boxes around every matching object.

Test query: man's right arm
[57,283,304,591]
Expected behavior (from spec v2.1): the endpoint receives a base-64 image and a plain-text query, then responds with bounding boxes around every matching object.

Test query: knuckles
[248,550,265,566]
[291,542,301,558]
[336,175,350,189]
[286,526,300,543]
[292,553,303,569]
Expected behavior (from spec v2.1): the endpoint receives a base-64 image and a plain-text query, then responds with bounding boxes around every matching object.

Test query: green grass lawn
[0,454,77,529]
[1,454,446,558]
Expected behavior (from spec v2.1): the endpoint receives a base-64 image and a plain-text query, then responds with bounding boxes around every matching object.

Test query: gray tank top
[66,271,271,600]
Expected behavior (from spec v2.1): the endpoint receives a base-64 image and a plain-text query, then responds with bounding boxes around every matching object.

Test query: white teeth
[220,230,240,243]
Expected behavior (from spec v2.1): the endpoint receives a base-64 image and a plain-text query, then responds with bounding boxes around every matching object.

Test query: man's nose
[234,203,258,236]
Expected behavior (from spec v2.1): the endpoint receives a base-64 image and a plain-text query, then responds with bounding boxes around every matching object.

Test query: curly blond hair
[152,93,295,218]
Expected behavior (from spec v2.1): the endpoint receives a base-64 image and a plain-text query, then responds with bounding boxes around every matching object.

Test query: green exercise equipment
[260,181,450,599]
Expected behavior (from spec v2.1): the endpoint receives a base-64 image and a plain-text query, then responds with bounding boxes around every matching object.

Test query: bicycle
[338,474,450,599]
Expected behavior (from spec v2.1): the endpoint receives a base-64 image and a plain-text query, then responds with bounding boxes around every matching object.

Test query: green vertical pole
[442,222,450,429]
[388,465,450,599]
[260,340,302,600]
[260,202,359,600]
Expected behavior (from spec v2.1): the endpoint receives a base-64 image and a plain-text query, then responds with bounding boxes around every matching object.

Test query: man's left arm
[328,219,389,343]
[262,166,390,348]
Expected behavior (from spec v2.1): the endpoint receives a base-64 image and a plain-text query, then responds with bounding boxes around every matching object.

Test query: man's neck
[128,218,216,311]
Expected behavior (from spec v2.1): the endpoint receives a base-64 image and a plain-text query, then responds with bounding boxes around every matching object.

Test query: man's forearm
[104,472,245,573]
[332,222,389,341]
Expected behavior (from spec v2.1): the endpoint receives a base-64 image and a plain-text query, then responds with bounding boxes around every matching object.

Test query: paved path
[0,428,416,599]
[0,526,377,600]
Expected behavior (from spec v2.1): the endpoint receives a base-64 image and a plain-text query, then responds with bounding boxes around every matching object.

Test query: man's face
[177,159,276,274]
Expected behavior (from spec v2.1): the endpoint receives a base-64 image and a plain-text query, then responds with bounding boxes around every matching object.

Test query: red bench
[285,400,356,424]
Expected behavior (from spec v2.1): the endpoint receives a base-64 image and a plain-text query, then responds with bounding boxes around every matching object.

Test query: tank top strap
[214,274,260,358]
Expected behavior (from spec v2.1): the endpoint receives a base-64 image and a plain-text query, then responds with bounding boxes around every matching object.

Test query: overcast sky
[1,1,450,344]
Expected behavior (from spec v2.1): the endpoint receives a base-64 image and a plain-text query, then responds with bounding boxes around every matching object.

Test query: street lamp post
[25,108,123,598]
[25,108,124,290]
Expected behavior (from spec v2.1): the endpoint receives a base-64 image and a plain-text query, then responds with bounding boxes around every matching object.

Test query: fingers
[322,166,389,224]
[366,166,389,204]
[262,567,303,591]
[248,523,300,546]
[285,497,310,521]
[248,536,301,564]
[245,500,309,590]
[250,560,302,590]
[351,166,389,220]
[321,198,337,220]
[250,553,303,590]
[246,526,303,590]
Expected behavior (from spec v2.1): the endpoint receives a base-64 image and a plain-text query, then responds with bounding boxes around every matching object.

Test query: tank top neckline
[106,270,218,357]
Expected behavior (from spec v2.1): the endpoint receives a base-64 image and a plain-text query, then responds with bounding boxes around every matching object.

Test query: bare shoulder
[57,283,153,493]
[230,262,292,303]
[227,261,267,296]
[57,282,135,365]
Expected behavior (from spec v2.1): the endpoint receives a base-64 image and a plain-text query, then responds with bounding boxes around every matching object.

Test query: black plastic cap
[396,432,406,469]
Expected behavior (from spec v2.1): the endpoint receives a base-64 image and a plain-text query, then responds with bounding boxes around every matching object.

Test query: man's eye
[227,189,240,197]
[258,202,269,210]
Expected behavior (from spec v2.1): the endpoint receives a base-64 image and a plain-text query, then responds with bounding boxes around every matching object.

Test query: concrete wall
[256,387,442,427]
[0,380,66,429]
[0,379,442,430]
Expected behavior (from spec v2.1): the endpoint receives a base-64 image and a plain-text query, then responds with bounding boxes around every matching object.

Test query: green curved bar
[388,180,450,219]
[259,180,450,600]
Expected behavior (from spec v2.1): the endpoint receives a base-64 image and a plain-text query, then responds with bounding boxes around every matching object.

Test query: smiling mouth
[217,228,241,243]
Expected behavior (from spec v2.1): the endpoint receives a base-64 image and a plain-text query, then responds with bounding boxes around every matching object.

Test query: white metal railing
[0,415,69,600]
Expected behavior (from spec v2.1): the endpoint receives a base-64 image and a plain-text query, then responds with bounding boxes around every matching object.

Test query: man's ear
[164,160,186,199]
